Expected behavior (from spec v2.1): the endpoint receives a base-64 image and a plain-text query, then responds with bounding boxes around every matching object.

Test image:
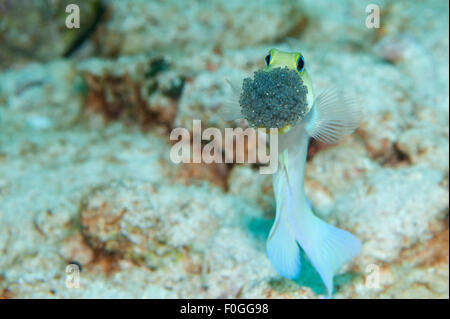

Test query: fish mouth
[279,125,293,134]
[239,67,309,130]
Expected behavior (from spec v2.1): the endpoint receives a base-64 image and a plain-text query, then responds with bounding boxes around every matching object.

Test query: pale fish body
[221,49,362,296]
[265,49,361,296]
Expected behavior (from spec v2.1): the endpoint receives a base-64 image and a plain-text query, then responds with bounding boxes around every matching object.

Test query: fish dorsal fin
[305,86,362,144]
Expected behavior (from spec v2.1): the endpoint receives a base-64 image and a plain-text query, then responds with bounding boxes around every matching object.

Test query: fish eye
[297,56,305,72]
[265,53,271,66]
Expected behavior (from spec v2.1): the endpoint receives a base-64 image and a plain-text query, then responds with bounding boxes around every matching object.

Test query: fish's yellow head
[238,48,315,133]
[264,49,304,73]
[264,48,314,108]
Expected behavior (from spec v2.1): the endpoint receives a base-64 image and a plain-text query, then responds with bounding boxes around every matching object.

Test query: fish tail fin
[268,148,361,296]
[292,206,361,296]
[266,165,302,280]
[266,213,301,280]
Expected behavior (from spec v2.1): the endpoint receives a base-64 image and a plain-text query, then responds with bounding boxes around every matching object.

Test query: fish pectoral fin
[217,78,243,121]
[305,86,363,144]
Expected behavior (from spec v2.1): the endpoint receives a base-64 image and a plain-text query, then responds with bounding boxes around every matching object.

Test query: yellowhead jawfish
[222,48,362,296]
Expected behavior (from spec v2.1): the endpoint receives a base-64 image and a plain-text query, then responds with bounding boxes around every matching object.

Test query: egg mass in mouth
[239,67,309,129]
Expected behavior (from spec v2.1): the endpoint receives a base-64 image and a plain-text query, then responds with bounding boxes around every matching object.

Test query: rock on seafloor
[0,0,448,298]
[0,0,103,69]
[95,0,306,57]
